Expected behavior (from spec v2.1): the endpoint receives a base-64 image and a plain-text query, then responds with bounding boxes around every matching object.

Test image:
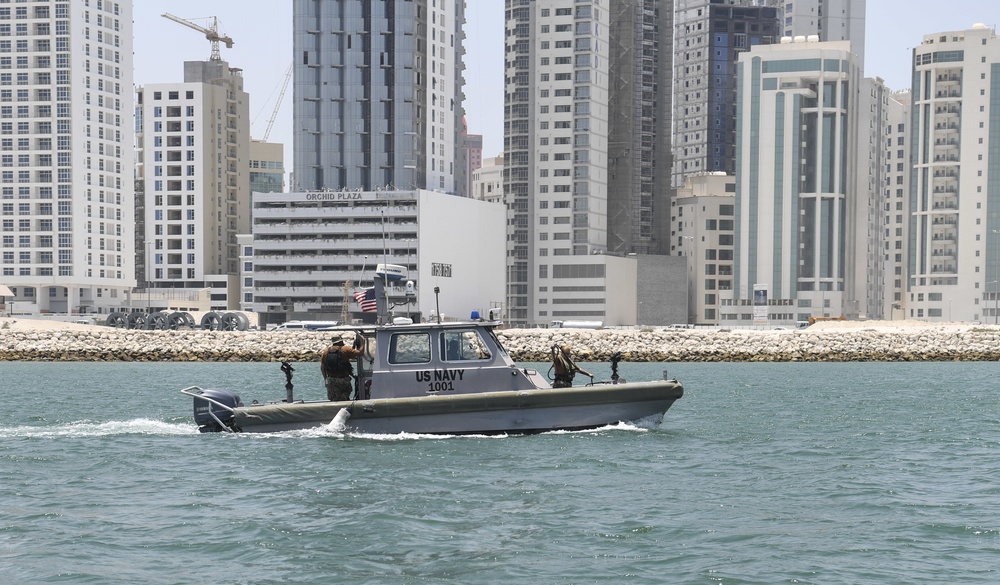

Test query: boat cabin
[339,320,548,400]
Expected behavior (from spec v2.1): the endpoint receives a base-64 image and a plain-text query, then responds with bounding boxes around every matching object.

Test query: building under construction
[606,0,674,256]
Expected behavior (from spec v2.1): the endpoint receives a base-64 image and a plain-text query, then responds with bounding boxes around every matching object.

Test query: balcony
[931,216,958,226]
[929,264,957,274]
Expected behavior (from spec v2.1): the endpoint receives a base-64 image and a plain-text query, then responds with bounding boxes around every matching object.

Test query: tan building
[672,173,735,325]
[136,59,250,310]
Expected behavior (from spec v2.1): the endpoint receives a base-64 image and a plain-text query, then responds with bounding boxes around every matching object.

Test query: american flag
[353,288,377,313]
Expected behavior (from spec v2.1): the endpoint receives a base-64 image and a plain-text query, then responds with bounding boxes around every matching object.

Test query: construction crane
[263,63,293,141]
[161,13,234,62]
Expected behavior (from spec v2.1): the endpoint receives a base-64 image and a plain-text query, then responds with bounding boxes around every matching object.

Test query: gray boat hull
[231,381,683,434]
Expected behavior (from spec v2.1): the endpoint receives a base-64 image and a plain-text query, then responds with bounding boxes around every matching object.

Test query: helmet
[330,334,345,345]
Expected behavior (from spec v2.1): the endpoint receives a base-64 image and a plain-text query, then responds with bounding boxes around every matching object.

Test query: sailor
[551,343,593,388]
[320,333,365,401]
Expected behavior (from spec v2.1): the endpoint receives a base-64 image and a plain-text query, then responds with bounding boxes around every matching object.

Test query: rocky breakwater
[497,324,1000,362]
[0,327,333,362]
[3,322,1000,362]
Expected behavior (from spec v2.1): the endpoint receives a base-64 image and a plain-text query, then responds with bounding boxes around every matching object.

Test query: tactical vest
[324,348,353,378]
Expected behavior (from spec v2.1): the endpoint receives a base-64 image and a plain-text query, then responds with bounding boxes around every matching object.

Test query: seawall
[2,321,1000,362]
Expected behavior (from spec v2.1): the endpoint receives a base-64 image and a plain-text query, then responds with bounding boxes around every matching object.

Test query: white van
[550,320,603,329]
[272,320,339,331]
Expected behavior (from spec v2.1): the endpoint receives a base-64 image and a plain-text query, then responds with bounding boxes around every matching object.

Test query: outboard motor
[193,388,243,433]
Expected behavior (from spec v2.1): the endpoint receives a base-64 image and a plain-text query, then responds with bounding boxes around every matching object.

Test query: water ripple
[2,361,1000,584]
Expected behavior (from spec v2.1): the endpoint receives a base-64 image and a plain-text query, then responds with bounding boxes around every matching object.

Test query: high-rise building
[780,0,866,63]
[729,38,866,327]
[607,0,673,256]
[883,90,910,320]
[672,1,868,191]
[504,0,671,327]
[851,75,897,321]
[908,24,1000,322]
[0,1,134,316]
[672,0,781,188]
[136,59,250,307]
[292,0,466,193]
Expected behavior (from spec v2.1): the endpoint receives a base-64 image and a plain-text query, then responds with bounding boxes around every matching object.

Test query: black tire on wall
[200,311,221,331]
[105,312,127,328]
[146,311,168,330]
[167,312,187,330]
[126,312,148,330]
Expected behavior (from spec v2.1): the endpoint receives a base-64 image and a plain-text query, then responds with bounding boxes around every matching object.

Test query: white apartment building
[0,0,134,316]
[780,0,866,63]
[504,0,652,327]
[852,76,892,320]
[908,24,1000,322]
[249,189,505,326]
[884,90,911,320]
[135,59,250,310]
[730,38,866,327]
[471,154,504,204]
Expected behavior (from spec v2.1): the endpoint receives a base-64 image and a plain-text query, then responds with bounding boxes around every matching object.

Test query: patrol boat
[181,271,683,435]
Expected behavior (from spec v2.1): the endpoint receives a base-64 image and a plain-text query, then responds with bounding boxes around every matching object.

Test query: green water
[1,361,998,584]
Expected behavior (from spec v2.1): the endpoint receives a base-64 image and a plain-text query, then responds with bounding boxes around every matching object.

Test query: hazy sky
[133,1,1000,181]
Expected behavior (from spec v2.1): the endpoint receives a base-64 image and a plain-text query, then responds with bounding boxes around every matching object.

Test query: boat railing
[180,386,238,433]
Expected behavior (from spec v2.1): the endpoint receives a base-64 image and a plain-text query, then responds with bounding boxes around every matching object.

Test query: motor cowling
[193,388,243,432]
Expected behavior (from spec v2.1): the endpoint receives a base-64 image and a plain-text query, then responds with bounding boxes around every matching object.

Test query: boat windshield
[484,327,509,358]
[440,329,492,362]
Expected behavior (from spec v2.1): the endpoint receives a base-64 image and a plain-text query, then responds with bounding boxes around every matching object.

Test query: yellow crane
[161,13,234,61]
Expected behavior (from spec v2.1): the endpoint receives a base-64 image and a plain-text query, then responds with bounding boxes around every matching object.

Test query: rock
[1,323,999,363]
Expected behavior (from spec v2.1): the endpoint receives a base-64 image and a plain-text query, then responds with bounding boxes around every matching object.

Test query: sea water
[1,360,998,584]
